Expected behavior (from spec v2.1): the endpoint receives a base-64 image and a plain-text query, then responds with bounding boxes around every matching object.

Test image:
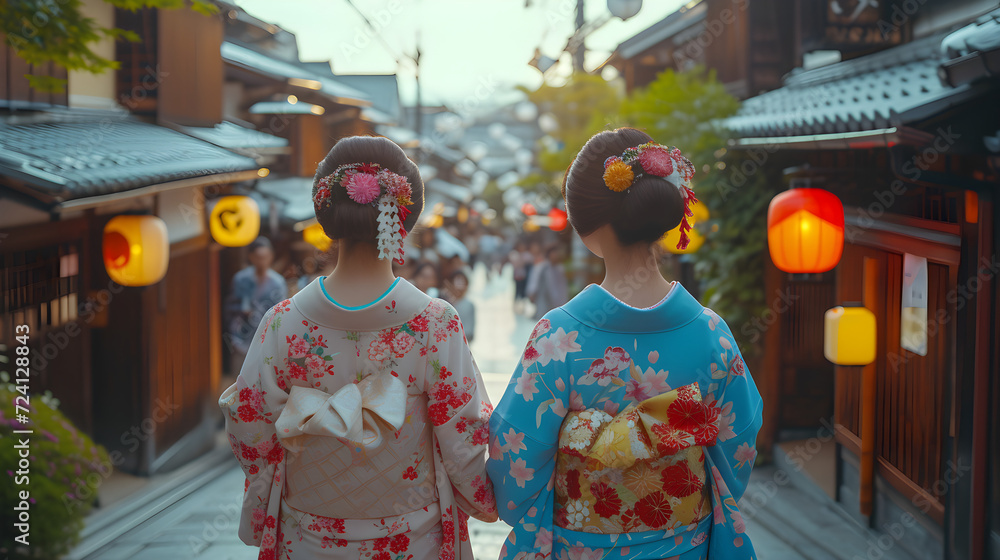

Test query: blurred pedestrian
[412,261,441,298]
[295,255,323,293]
[465,225,481,268]
[509,241,530,313]
[526,243,569,321]
[444,269,476,343]
[413,228,440,263]
[478,227,503,277]
[224,236,287,378]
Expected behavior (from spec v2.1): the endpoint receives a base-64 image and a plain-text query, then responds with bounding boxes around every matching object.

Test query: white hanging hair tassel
[376,195,402,261]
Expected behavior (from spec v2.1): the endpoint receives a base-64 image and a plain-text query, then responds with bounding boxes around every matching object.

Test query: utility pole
[574,0,585,72]
[413,32,422,163]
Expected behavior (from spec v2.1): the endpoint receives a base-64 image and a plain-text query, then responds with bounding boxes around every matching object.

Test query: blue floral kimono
[487,283,763,560]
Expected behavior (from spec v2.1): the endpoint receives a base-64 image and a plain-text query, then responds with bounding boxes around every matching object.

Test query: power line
[340,0,412,68]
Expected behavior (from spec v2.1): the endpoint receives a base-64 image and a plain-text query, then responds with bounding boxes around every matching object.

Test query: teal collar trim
[560,282,704,333]
[319,276,400,310]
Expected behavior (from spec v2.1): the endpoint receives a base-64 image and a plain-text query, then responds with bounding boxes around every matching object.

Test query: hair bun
[564,128,685,246]
[610,173,684,245]
[312,136,424,244]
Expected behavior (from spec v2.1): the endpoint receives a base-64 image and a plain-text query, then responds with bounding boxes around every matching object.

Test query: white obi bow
[275,374,407,453]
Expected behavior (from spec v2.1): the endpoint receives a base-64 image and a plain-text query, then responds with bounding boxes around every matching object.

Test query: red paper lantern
[767,188,844,273]
[548,208,568,231]
[521,203,537,216]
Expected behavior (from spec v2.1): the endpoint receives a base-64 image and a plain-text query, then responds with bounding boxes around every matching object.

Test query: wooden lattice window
[115,8,159,114]
[0,243,81,343]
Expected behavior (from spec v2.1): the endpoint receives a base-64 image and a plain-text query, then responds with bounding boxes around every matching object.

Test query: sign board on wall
[901,253,928,356]
[822,0,904,51]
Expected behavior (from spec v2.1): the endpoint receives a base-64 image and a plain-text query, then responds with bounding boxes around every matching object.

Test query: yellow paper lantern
[303,223,333,252]
[209,195,260,247]
[659,199,709,254]
[103,215,169,286]
[824,305,877,365]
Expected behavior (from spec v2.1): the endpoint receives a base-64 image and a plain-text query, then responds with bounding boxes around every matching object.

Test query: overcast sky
[234,0,687,110]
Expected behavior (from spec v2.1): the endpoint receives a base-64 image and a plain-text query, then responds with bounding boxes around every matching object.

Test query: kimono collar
[292,276,431,332]
[561,282,705,334]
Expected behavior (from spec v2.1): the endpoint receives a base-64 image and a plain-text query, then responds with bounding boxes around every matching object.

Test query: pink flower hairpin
[313,162,415,264]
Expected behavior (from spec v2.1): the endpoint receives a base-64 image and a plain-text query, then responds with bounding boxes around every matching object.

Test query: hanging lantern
[548,208,568,232]
[659,199,709,254]
[521,203,537,216]
[103,215,169,286]
[824,305,877,365]
[303,222,333,252]
[209,195,260,247]
[767,188,844,273]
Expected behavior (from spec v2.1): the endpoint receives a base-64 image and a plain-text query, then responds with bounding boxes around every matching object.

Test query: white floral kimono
[220,276,497,560]
[487,283,763,560]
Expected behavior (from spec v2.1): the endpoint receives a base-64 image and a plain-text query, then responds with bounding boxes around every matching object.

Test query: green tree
[1,0,216,92]
[522,73,622,182]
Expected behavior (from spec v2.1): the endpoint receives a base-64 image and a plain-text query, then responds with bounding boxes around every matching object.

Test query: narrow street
[67,266,907,560]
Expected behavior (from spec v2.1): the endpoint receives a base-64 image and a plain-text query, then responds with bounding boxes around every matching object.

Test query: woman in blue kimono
[487,128,763,560]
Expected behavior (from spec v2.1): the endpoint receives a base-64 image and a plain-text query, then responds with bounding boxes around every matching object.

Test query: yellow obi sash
[554,382,720,534]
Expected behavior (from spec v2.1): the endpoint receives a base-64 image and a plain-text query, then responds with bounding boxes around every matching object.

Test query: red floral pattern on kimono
[220,278,496,559]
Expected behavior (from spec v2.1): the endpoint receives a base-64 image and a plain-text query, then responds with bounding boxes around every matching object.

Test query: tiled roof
[0,115,258,205]
[331,75,401,123]
[177,121,288,151]
[249,99,325,115]
[221,42,370,106]
[726,32,971,138]
[617,2,707,60]
[253,176,314,222]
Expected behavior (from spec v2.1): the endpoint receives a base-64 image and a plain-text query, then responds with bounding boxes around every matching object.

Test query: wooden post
[859,256,879,517]
[970,195,992,558]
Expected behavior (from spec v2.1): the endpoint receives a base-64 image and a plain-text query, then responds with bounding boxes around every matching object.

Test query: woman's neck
[599,243,673,308]
[323,241,396,307]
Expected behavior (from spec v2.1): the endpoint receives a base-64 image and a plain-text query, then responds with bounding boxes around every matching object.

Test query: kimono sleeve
[704,314,763,502]
[699,311,763,559]
[424,301,498,523]
[218,303,288,548]
[487,311,577,557]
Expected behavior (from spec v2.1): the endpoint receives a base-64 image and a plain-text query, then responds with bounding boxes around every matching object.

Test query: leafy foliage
[0,363,110,559]
[521,73,623,175]
[0,0,216,92]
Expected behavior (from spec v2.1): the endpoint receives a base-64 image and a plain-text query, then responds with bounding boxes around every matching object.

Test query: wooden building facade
[723,3,1000,558]
[0,1,261,475]
[610,0,1000,557]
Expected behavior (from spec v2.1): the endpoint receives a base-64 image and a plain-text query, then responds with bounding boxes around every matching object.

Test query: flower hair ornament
[603,142,698,250]
[313,162,414,264]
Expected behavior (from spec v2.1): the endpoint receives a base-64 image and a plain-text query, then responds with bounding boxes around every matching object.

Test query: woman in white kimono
[488,128,763,559]
[220,136,497,560]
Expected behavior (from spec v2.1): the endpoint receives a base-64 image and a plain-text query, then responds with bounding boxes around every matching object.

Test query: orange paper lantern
[548,208,568,231]
[767,188,844,273]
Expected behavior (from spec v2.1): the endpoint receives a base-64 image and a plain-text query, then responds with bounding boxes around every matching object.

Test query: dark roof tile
[0,116,258,204]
